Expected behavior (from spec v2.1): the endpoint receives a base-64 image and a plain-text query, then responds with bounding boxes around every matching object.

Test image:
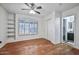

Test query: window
[18,20,25,35]
[18,20,38,35]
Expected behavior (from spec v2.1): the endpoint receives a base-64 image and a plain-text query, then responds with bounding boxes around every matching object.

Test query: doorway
[63,15,75,43]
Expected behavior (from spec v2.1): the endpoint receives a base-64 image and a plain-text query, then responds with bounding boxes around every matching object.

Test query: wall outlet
[0,41,2,43]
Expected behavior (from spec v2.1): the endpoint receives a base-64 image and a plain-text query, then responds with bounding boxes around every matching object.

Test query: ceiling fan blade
[34,10,40,14]
[30,3,35,7]
[37,6,42,9]
[25,3,35,9]
[22,9,30,10]
[25,3,31,7]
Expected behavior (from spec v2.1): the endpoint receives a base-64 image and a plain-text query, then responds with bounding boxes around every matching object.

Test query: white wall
[0,5,8,48]
[62,6,79,48]
[7,14,46,43]
[45,12,61,44]
[55,17,61,43]
[47,12,56,43]
[55,12,62,43]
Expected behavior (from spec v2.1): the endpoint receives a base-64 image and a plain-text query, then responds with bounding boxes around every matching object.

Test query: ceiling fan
[22,3,42,14]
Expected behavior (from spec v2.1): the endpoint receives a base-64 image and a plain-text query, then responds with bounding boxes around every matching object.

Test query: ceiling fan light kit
[29,10,36,14]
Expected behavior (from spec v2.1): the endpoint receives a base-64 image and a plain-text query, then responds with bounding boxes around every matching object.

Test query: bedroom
[0,3,79,55]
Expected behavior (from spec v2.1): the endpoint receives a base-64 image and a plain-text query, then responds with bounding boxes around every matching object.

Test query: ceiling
[1,3,79,18]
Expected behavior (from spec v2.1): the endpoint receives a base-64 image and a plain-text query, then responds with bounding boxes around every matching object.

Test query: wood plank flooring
[0,38,79,55]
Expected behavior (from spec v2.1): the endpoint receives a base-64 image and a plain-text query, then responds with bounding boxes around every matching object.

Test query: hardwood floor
[0,38,79,55]
[0,38,54,55]
[71,48,79,55]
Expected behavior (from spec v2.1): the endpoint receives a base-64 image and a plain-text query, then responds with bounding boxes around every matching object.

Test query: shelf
[8,23,14,25]
[7,35,15,37]
[7,31,15,33]
[8,27,15,29]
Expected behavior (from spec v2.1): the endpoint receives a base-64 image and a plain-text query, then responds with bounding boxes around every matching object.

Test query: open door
[63,15,75,43]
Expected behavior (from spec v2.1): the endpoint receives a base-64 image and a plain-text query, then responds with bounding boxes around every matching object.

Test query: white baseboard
[0,43,6,48]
